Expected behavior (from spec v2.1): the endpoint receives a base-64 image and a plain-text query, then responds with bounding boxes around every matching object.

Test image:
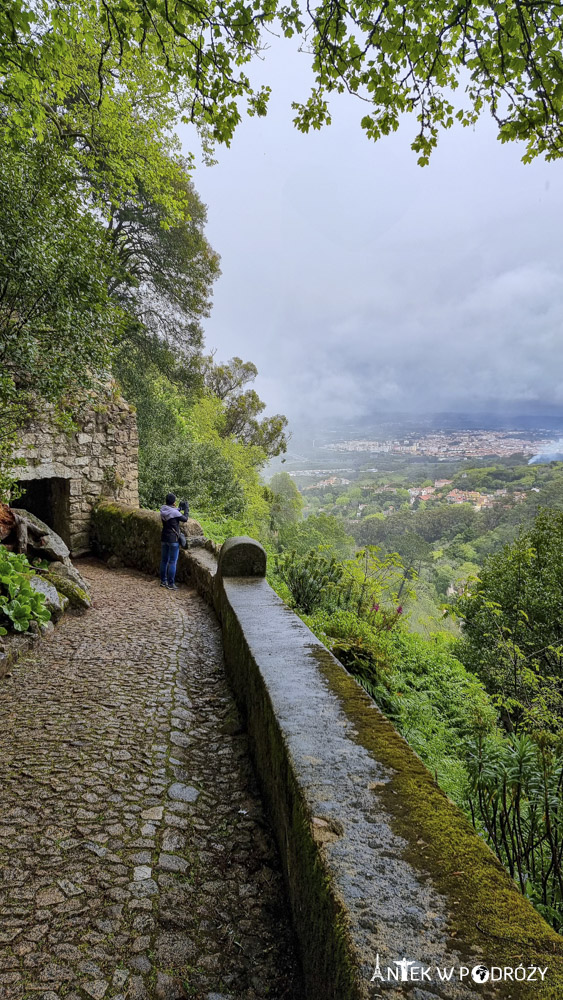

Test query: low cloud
[186,38,563,429]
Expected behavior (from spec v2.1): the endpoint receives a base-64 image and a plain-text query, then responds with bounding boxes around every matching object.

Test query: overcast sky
[178,36,563,430]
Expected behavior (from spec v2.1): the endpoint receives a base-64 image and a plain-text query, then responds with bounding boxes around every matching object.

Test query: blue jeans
[160,542,180,585]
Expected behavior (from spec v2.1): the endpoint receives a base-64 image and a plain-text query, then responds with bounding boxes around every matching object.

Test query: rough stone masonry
[11,394,139,556]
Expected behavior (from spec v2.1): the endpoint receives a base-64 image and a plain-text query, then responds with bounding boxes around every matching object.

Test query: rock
[186,535,207,549]
[141,806,163,820]
[158,854,188,873]
[107,555,123,569]
[0,503,15,541]
[154,931,197,968]
[35,887,66,906]
[128,878,158,898]
[155,972,187,999]
[161,830,185,853]
[185,518,204,538]
[11,509,70,562]
[167,783,199,803]
[81,981,109,1000]
[133,866,152,881]
[29,577,66,622]
[129,955,151,974]
[45,563,92,609]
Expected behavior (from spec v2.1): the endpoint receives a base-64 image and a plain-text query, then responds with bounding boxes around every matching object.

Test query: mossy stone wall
[90,500,211,584]
[91,500,563,1000]
[12,395,139,555]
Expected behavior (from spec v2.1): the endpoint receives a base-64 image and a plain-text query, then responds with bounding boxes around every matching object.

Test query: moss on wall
[88,499,563,999]
[217,587,363,1000]
[90,500,193,583]
[312,644,563,998]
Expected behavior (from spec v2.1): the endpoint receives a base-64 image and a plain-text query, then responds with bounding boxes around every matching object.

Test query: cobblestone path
[0,560,303,1000]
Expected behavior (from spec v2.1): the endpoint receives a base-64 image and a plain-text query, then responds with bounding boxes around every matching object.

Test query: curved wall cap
[218,536,267,578]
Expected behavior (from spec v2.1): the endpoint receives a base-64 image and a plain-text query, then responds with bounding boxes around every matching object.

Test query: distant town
[321,429,556,460]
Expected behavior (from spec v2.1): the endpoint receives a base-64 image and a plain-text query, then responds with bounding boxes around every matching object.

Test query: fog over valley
[184,38,563,432]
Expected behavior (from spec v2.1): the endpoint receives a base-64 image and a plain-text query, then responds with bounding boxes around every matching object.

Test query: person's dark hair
[165,492,176,505]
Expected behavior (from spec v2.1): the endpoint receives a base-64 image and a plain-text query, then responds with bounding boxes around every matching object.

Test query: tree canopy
[0,136,122,409]
[457,508,563,738]
[2,2,563,164]
[204,357,288,457]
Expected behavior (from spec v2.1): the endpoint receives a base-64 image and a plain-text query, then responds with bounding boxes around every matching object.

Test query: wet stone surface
[0,559,303,1000]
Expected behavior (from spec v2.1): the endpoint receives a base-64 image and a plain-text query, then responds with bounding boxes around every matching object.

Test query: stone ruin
[10,392,139,556]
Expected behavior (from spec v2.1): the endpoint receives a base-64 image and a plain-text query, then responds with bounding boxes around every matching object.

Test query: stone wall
[12,395,139,556]
[91,501,563,1000]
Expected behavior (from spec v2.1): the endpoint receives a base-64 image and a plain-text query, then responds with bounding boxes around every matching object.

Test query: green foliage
[269,472,304,530]
[139,433,245,518]
[112,165,221,358]
[289,2,563,162]
[0,549,51,633]
[337,546,407,618]
[0,374,25,502]
[205,358,288,457]
[355,503,478,549]
[467,733,563,930]
[3,1,563,162]
[278,513,355,558]
[457,508,563,737]
[275,549,343,614]
[0,136,121,389]
[0,133,125,493]
[304,608,497,803]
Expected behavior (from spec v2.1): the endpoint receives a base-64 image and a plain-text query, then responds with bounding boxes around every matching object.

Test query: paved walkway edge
[91,503,563,1000]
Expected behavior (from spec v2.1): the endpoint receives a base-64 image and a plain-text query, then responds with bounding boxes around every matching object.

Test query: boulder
[45,562,92,610]
[11,509,70,562]
[29,576,68,621]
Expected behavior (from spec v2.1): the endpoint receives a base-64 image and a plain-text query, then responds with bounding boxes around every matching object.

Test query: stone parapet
[90,500,563,1000]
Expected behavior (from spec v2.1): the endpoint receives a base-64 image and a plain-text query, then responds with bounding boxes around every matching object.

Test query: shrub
[275,549,343,614]
[467,732,563,931]
[0,549,51,634]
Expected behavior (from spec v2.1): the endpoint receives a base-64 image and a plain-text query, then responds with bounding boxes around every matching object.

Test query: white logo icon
[471,965,490,983]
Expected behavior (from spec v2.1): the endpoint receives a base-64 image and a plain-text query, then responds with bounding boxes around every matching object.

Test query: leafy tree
[110,162,220,359]
[204,357,288,457]
[279,513,355,558]
[139,432,245,517]
[221,389,288,456]
[0,135,123,496]
[269,472,304,530]
[457,508,563,737]
[0,138,121,399]
[204,357,258,400]
[3,2,563,162]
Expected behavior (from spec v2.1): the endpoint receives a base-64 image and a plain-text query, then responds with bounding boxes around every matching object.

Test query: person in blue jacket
[159,492,188,589]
